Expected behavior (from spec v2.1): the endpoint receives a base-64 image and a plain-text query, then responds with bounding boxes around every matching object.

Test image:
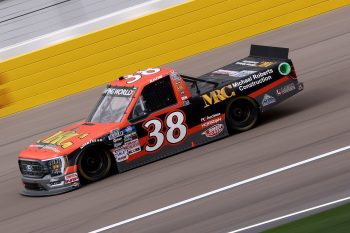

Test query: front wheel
[77,146,112,183]
[226,97,259,133]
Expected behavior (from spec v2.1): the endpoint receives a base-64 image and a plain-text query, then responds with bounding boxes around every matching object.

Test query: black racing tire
[77,146,112,183]
[226,97,259,133]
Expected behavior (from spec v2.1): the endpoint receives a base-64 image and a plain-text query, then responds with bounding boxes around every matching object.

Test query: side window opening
[182,75,217,96]
[183,79,198,96]
[129,76,177,120]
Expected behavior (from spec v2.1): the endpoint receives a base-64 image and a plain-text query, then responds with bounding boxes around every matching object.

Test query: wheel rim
[82,154,103,175]
[229,101,251,124]
[80,148,109,179]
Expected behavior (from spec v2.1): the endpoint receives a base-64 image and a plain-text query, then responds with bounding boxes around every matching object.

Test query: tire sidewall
[226,97,259,133]
[77,145,112,182]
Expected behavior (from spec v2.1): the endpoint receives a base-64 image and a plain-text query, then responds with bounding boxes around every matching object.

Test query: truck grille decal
[19,160,47,178]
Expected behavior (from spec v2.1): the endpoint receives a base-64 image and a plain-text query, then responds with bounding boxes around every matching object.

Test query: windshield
[88,86,137,123]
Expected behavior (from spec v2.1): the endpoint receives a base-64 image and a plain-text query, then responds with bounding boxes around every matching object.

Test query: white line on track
[228,196,350,233]
[89,145,350,233]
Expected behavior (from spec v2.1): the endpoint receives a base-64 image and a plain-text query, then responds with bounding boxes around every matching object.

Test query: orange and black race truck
[18,45,303,196]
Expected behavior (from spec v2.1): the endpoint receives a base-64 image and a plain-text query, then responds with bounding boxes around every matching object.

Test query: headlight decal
[45,156,67,176]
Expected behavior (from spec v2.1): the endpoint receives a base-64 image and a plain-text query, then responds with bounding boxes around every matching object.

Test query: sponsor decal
[114,149,129,162]
[183,100,190,106]
[200,113,223,128]
[235,60,276,67]
[37,130,88,149]
[181,96,188,101]
[202,124,224,138]
[80,138,103,149]
[149,75,163,83]
[123,139,141,155]
[171,71,186,94]
[213,69,257,78]
[49,178,64,187]
[124,132,138,142]
[125,126,134,133]
[236,60,259,66]
[233,70,257,77]
[276,83,296,95]
[208,113,220,119]
[213,69,236,76]
[298,82,304,91]
[201,116,223,128]
[171,71,181,81]
[232,69,273,91]
[258,61,276,67]
[109,128,122,140]
[201,113,221,122]
[29,144,60,153]
[103,86,136,96]
[201,84,236,108]
[177,85,184,91]
[113,137,124,147]
[262,94,276,107]
[110,126,138,148]
[65,173,79,184]
[71,182,80,188]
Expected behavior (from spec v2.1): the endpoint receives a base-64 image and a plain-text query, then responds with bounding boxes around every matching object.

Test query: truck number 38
[143,111,187,152]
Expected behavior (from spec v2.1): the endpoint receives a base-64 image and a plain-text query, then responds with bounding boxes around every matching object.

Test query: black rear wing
[250,45,289,59]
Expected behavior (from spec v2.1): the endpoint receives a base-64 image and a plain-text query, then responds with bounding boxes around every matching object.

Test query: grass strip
[264,202,350,233]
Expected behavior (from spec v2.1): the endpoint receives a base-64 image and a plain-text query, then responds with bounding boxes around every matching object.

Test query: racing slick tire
[77,146,112,183]
[226,97,259,133]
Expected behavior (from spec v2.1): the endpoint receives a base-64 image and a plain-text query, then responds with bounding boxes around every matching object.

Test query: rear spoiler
[250,44,289,59]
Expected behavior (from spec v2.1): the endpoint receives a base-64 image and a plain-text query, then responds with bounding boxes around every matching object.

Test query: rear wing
[250,45,289,60]
[198,44,294,83]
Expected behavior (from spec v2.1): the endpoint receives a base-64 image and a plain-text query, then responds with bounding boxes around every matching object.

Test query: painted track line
[89,145,350,233]
[228,196,350,233]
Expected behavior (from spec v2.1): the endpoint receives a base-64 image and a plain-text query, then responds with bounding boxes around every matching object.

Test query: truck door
[128,75,188,155]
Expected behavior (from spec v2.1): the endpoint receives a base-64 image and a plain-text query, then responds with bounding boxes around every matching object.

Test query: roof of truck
[110,67,175,88]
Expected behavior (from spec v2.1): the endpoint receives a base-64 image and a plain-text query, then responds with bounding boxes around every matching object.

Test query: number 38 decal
[143,111,187,152]
[125,68,161,84]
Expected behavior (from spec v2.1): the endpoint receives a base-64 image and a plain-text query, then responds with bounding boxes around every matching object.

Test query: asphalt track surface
[0,6,350,233]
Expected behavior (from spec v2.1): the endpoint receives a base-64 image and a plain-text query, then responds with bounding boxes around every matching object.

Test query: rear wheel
[226,97,259,133]
[77,146,112,183]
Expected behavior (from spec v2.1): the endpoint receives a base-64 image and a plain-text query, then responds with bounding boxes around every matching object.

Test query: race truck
[18,45,303,196]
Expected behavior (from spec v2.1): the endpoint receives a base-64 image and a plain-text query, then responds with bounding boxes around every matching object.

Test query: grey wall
[0,0,154,48]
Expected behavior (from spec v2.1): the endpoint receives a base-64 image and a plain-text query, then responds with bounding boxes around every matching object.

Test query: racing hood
[19,121,121,160]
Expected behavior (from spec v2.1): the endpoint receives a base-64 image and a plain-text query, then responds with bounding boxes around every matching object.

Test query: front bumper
[21,173,80,197]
